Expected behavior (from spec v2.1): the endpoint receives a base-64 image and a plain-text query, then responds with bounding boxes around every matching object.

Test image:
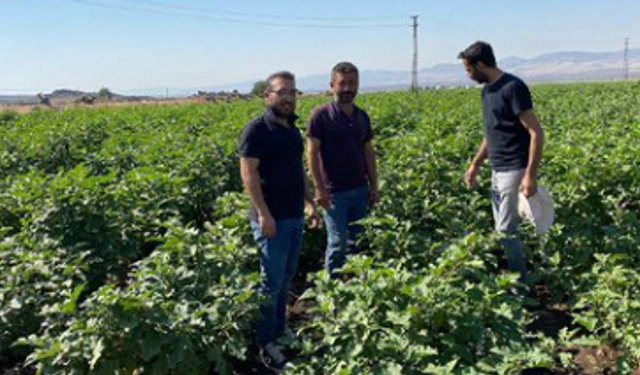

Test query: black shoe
[258,343,287,374]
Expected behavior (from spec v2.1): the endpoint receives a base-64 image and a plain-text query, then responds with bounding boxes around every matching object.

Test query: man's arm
[464,139,488,189]
[306,136,331,209]
[240,157,276,238]
[303,174,314,205]
[303,174,321,228]
[519,109,544,197]
[364,141,379,206]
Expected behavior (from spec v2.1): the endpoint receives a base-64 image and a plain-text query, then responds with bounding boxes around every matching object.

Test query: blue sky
[1,0,638,94]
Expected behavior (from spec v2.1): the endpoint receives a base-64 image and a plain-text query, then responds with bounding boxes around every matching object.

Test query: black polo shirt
[307,101,373,193]
[238,108,305,221]
[482,73,533,171]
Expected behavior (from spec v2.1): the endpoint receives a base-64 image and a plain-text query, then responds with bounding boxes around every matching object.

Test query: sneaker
[259,343,287,373]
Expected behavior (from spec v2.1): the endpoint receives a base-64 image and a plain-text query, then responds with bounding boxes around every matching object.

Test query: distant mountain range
[197,47,640,94]
[2,48,639,103]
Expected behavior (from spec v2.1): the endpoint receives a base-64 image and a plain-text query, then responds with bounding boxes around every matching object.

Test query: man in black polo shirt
[459,41,545,282]
[307,62,379,277]
[238,71,319,372]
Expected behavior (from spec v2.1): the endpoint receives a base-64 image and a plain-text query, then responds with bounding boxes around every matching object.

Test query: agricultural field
[1,82,639,374]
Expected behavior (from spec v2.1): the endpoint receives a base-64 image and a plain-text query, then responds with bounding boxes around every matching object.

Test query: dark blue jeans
[323,184,369,276]
[251,217,304,347]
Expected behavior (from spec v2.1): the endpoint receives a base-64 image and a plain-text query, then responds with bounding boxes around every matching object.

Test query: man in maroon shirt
[307,62,379,277]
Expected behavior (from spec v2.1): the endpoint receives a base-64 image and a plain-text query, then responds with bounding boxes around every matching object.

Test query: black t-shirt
[482,73,533,171]
[307,101,373,193]
[238,108,305,220]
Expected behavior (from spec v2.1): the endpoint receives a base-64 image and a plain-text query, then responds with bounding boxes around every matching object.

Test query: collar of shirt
[263,107,299,130]
[329,100,359,125]
[486,72,509,89]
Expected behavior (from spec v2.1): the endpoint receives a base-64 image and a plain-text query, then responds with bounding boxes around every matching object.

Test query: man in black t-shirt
[238,71,320,372]
[459,42,545,282]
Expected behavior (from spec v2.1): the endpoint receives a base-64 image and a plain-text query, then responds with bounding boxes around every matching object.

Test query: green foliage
[97,87,113,101]
[25,204,260,375]
[0,234,88,359]
[0,110,20,125]
[251,80,268,97]
[0,82,639,373]
[574,254,640,365]
[290,234,555,374]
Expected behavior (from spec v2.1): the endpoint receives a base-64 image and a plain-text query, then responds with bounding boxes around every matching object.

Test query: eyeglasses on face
[267,88,300,97]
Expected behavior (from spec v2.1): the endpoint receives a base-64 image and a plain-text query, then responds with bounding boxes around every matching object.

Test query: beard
[269,102,294,118]
[472,72,490,84]
[336,91,356,104]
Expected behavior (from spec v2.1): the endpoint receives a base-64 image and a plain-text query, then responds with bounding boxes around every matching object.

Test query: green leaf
[575,316,598,332]
[89,338,104,370]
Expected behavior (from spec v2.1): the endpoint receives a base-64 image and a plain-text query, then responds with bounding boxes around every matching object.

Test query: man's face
[463,60,489,84]
[331,71,359,104]
[265,77,297,118]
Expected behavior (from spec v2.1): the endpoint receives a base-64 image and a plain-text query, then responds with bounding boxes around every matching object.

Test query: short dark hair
[458,41,497,67]
[331,62,359,80]
[266,71,295,90]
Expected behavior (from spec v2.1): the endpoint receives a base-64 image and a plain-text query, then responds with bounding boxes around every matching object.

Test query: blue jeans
[323,185,369,276]
[250,217,304,347]
[491,169,527,281]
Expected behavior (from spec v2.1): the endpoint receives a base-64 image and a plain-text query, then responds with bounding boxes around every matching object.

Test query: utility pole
[411,15,419,92]
[623,37,630,81]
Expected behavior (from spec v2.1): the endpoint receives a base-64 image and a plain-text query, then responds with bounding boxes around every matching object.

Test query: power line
[48,0,410,29]
[126,0,409,22]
